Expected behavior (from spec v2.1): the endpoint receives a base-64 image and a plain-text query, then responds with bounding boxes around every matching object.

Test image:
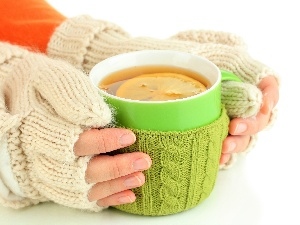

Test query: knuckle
[237,135,251,153]
[95,128,123,154]
[110,159,124,179]
[96,199,106,207]
[109,154,135,179]
[88,184,99,201]
[95,133,107,154]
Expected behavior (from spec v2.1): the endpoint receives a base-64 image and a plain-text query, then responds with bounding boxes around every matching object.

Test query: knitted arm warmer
[47,15,279,169]
[0,42,111,210]
[47,15,279,119]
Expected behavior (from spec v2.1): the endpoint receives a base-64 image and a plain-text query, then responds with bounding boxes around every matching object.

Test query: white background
[1,0,299,224]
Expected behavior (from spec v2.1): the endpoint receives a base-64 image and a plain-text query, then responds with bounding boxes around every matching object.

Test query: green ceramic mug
[89,50,240,216]
[89,50,238,131]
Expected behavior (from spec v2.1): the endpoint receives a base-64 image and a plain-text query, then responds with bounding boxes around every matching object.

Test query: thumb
[32,55,112,127]
[221,81,263,119]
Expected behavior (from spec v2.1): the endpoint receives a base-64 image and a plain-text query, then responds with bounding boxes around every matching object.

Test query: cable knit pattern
[114,107,229,215]
[0,42,112,211]
[47,15,129,70]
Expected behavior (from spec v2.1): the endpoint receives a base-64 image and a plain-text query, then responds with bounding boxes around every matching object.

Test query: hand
[220,76,279,165]
[74,128,152,207]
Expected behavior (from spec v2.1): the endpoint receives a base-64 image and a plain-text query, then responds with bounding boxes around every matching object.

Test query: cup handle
[220,70,242,82]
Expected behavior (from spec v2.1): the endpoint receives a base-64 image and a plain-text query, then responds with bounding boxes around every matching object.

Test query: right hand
[220,75,279,165]
[74,128,152,207]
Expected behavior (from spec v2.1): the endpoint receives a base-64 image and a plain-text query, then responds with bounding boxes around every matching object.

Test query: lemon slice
[116,73,207,101]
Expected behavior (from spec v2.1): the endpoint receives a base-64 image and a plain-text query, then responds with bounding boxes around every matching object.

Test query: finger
[220,153,232,165]
[229,106,271,135]
[222,135,251,154]
[88,172,145,201]
[220,134,251,165]
[259,76,279,115]
[74,128,136,156]
[97,190,136,206]
[229,80,277,135]
[86,152,152,183]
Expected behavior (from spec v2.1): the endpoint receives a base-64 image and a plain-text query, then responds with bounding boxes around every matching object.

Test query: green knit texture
[113,107,229,216]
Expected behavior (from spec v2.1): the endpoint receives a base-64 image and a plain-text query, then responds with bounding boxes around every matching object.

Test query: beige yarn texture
[0,42,112,211]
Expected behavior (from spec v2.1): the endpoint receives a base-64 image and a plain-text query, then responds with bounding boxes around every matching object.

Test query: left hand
[220,75,279,165]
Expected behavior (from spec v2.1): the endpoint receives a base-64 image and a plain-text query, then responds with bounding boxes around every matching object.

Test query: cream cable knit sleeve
[0,42,111,211]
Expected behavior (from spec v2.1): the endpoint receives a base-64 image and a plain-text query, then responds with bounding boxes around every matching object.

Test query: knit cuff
[170,30,247,48]
[29,154,102,211]
[170,30,279,85]
[0,194,40,209]
[47,15,129,71]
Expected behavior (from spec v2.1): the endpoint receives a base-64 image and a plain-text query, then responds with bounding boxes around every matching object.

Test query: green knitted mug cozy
[113,106,229,216]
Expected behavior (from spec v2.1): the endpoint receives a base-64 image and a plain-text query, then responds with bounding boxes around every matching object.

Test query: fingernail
[261,99,273,115]
[227,142,237,153]
[133,158,151,171]
[266,100,274,114]
[124,175,142,188]
[269,101,274,111]
[119,133,136,146]
[234,123,247,134]
[118,196,135,204]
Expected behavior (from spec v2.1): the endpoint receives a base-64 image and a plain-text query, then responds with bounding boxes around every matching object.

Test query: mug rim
[89,50,221,104]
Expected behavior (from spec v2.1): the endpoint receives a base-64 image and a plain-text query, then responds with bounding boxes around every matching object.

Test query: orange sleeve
[0,0,66,53]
